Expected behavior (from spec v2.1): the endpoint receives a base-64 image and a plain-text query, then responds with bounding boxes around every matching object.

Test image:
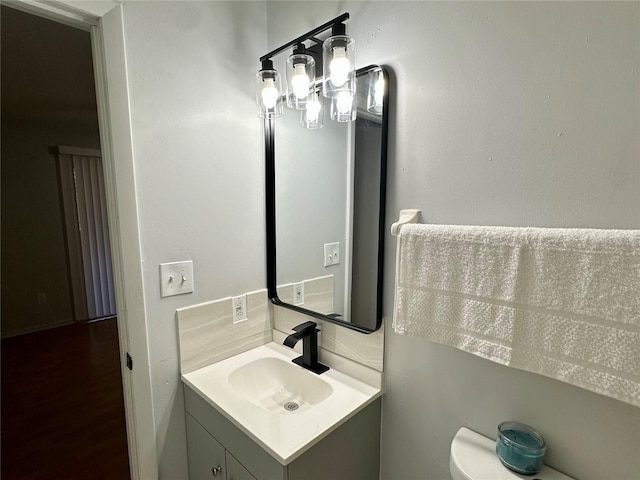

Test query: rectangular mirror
[265,65,388,333]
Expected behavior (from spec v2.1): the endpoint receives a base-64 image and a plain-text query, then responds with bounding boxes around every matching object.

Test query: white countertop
[182,342,382,465]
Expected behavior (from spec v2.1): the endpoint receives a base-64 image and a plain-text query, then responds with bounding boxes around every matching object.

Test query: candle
[496,421,547,475]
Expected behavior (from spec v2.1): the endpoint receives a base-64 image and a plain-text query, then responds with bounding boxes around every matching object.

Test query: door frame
[3,1,158,478]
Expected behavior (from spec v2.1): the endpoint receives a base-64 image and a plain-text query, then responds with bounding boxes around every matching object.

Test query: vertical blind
[57,146,116,320]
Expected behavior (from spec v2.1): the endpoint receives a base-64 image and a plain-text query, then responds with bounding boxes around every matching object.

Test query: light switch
[324,242,340,267]
[160,261,194,298]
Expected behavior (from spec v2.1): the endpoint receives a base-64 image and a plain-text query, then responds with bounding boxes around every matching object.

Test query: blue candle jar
[496,421,547,475]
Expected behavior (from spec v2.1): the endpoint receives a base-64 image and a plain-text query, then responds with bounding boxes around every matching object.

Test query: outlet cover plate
[293,282,304,305]
[160,261,194,298]
[232,294,248,323]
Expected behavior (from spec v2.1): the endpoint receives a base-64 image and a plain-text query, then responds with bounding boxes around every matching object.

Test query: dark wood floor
[1,318,131,479]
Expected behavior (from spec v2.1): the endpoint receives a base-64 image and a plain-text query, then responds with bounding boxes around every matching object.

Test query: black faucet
[283,321,329,374]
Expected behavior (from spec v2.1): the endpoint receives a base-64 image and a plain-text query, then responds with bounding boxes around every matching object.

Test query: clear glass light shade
[286,54,315,110]
[322,35,356,98]
[330,90,356,122]
[256,69,283,118]
[367,68,384,115]
[300,91,324,129]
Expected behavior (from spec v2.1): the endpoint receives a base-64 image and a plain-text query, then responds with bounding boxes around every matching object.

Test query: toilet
[450,427,575,480]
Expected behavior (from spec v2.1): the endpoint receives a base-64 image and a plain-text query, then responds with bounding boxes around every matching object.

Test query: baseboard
[85,314,117,324]
[1,318,75,339]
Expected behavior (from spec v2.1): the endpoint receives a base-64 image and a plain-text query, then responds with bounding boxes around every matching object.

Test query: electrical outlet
[159,261,194,298]
[293,282,304,305]
[37,293,47,305]
[232,294,248,324]
[324,242,340,267]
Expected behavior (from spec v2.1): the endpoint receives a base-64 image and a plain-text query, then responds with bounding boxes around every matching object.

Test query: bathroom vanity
[182,18,389,479]
[182,343,382,480]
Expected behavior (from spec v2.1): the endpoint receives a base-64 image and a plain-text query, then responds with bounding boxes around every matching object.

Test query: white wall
[267,2,640,479]
[119,2,266,477]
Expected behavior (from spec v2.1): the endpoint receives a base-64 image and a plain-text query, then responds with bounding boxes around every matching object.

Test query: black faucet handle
[292,320,319,335]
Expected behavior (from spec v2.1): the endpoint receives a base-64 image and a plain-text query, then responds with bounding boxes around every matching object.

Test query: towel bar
[391,209,421,236]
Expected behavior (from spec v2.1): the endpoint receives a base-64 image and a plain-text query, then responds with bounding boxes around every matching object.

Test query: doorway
[1,5,130,478]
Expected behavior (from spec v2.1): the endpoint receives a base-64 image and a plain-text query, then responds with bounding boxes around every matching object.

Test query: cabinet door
[226,452,257,480]
[186,413,226,480]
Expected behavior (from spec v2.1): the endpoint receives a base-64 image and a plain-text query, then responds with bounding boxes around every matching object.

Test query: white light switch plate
[159,261,194,298]
[324,242,340,267]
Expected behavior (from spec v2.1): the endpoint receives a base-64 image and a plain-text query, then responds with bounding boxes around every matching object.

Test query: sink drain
[284,402,299,411]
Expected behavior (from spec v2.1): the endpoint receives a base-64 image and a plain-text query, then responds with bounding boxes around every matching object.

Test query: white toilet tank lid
[450,427,575,480]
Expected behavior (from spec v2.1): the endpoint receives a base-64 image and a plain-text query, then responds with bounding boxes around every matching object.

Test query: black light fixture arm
[259,12,349,62]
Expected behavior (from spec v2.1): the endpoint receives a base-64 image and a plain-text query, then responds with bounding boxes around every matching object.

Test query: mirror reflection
[270,65,387,332]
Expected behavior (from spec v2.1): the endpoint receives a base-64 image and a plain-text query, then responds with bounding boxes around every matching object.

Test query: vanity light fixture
[286,44,315,110]
[256,13,357,128]
[301,91,324,129]
[256,59,284,118]
[321,22,356,100]
[330,91,356,122]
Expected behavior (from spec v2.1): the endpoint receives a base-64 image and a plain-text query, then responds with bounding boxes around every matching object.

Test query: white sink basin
[182,342,381,465]
[228,357,333,412]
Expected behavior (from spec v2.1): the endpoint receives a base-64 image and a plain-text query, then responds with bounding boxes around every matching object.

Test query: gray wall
[107,2,639,478]
[267,2,640,479]
[119,2,266,477]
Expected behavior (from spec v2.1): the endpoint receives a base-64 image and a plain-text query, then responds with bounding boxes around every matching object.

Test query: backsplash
[176,289,272,374]
[277,275,334,314]
[276,277,384,372]
[176,277,384,378]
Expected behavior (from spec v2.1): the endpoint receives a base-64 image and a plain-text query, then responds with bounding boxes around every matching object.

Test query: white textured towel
[393,224,640,407]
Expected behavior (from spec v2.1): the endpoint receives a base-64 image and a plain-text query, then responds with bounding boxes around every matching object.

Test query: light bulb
[306,95,321,122]
[291,63,310,99]
[329,46,350,87]
[336,91,352,114]
[261,78,278,109]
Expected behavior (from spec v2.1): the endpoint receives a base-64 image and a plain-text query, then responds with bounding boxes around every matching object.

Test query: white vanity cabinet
[184,385,381,480]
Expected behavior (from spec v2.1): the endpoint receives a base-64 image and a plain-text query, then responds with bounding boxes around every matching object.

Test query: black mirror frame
[265,65,389,334]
